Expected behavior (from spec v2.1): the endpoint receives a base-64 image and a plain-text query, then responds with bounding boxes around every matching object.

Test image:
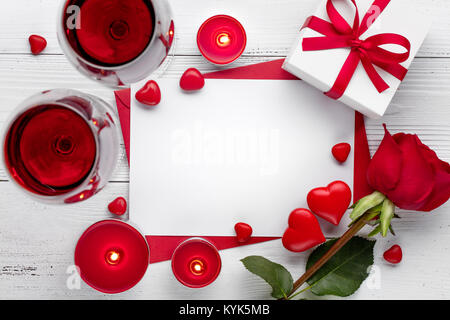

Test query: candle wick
[190,259,206,275]
[106,249,122,265]
[216,33,231,47]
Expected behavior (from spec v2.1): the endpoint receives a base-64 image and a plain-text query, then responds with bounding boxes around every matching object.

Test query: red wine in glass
[64,0,155,66]
[2,89,119,203]
[58,0,175,87]
[4,105,96,196]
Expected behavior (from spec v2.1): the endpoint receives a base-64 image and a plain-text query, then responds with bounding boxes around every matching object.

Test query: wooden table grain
[0,0,449,299]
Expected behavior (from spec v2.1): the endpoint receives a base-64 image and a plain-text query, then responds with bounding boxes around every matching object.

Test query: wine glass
[2,89,119,204]
[57,0,175,88]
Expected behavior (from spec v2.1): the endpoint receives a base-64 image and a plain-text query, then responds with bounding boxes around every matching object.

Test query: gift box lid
[283,0,432,118]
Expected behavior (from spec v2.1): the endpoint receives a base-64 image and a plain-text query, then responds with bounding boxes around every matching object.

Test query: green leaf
[380,199,395,237]
[347,209,380,228]
[368,202,384,214]
[241,256,293,299]
[367,218,380,226]
[306,237,375,297]
[350,191,386,221]
[389,224,396,236]
[368,225,381,237]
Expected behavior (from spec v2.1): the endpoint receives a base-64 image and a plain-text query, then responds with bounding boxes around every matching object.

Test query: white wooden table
[0,0,449,300]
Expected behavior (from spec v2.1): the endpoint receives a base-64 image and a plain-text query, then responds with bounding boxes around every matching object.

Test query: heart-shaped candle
[197,15,246,65]
[332,143,351,163]
[307,181,352,226]
[74,220,149,294]
[282,209,325,252]
[180,68,205,91]
[29,35,47,55]
[171,238,221,288]
[383,245,403,264]
[108,197,127,216]
[135,80,161,106]
[234,222,253,243]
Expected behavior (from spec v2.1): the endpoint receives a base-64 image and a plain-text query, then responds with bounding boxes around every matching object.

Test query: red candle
[74,220,149,294]
[197,15,247,65]
[171,238,222,288]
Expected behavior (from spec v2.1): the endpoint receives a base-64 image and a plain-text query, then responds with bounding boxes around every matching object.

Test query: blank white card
[130,79,354,236]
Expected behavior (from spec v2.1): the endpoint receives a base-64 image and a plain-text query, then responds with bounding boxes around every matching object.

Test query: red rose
[367,125,450,211]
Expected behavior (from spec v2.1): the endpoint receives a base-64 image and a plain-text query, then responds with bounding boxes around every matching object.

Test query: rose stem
[286,211,376,299]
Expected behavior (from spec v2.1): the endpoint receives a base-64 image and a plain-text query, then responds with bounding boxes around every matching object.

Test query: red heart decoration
[108,197,127,216]
[282,209,325,252]
[29,35,47,55]
[234,222,253,243]
[383,245,402,264]
[180,68,205,91]
[135,80,161,106]
[307,181,352,226]
[332,142,351,163]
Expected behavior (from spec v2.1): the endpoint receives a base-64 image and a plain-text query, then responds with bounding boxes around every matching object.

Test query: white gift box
[283,0,431,118]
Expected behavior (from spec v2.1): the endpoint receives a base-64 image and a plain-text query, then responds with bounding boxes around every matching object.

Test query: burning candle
[171,238,222,288]
[216,33,231,47]
[197,15,247,65]
[105,249,122,265]
[74,220,149,294]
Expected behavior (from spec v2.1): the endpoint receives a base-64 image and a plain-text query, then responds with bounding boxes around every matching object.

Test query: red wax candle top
[172,238,222,288]
[74,220,149,294]
[197,15,247,65]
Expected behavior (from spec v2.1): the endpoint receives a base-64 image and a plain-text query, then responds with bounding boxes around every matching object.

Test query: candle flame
[216,33,231,47]
[110,252,119,261]
[194,263,202,272]
[190,259,206,275]
[106,250,122,265]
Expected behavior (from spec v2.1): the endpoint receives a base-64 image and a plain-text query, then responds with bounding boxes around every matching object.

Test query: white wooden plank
[0,0,448,57]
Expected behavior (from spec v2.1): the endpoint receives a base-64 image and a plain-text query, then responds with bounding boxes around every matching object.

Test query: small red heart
[108,197,127,216]
[307,181,352,226]
[383,245,402,264]
[135,80,161,106]
[29,35,47,55]
[332,143,351,163]
[180,68,205,91]
[282,209,325,252]
[234,222,253,243]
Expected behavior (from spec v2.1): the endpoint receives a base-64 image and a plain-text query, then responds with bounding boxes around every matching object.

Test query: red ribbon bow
[302,0,411,99]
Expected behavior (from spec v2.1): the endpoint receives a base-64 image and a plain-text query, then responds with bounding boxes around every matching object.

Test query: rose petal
[414,138,450,211]
[416,135,450,171]
[418,168,450,211]
[386,133,435,210]
[367,125,403,193]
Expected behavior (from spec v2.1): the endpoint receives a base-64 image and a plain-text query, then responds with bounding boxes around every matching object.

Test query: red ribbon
[302,0,411,99]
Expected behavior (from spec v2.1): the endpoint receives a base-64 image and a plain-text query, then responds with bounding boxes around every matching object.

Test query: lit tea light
[216,33,231,47]
[189,259,206,276]
[172,238,221,288]
[105,249,122,265]
[197,15,246,65]
[74,220,149,294]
